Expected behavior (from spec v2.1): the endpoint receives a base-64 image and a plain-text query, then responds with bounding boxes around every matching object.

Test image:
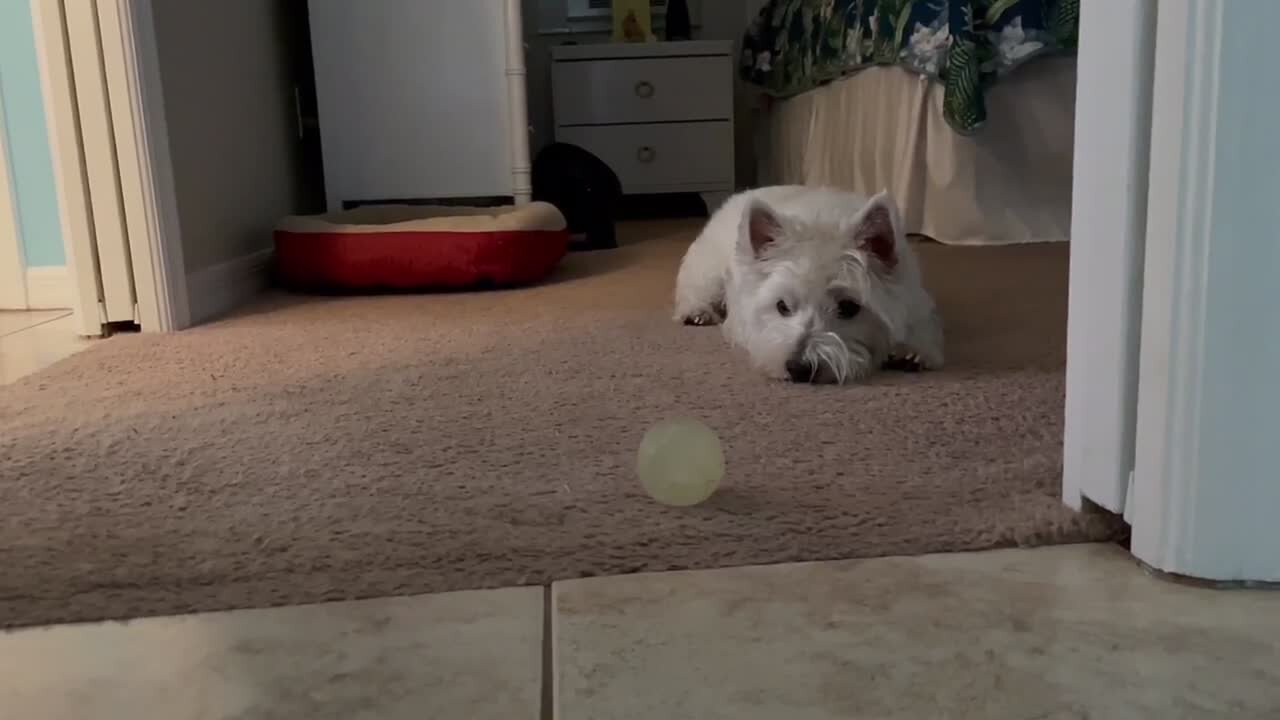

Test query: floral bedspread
[740,0,1079,133]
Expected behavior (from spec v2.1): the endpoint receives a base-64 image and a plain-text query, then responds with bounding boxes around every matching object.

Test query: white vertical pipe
[504,0,532,203]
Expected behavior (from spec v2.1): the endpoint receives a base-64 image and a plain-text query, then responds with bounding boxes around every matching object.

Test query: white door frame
[30,0,1268,580]
[42,0,1262,579]
[106,0,189,331]
[1130,0,1214,580]
[1061,0,1156,517]
[1071,0,1277,582]
[0,88,29,309]
[1131,0,1279,582]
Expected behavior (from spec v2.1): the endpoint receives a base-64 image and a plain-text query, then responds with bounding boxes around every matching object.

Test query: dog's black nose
[785,358,815,382]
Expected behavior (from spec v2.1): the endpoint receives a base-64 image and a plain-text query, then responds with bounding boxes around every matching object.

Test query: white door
[1062,0,1157,516]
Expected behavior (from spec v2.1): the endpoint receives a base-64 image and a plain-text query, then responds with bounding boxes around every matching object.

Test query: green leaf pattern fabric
[740,0,1078,133]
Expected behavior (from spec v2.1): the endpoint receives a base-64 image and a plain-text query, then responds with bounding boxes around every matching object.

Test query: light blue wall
[0,0,64,267]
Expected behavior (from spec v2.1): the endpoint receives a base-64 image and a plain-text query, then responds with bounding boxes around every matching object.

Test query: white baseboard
[185,249,273,325]
[25,266,74,309]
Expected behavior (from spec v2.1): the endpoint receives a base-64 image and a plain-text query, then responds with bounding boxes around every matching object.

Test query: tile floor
[0,309,94,384]
[0,544,1276,719]
[0,589,542,720]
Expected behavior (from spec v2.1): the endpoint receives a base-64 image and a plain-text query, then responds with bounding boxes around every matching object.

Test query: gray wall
[151,1,306,273]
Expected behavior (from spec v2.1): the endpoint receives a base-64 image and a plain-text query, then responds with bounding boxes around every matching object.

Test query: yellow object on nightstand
[612,0,654,43]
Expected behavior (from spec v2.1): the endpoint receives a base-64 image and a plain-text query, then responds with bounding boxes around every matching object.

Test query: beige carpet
[0,221,1121,629]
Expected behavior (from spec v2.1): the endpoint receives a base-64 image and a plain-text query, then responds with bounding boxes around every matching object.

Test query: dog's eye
[776,299,792,316]
[836,299,861,319]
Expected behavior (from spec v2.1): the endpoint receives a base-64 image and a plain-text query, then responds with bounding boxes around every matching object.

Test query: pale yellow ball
[636,418,724,506]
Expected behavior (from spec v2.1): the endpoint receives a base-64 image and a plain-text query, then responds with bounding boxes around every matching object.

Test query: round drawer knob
[636,146,657,163]
[634,81,655,99]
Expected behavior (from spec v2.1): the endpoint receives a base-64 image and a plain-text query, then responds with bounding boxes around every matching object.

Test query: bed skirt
[758,58,1077,246]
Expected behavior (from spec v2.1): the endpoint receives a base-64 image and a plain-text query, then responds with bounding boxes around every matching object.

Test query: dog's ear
[850,191,901,268]
[742,199,783,258]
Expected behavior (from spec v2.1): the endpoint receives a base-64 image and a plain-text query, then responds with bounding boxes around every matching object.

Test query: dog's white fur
[673,185,944,383]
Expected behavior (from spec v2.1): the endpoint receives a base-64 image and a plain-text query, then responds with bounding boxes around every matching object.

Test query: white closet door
[62,0,137,324]
[34,0,188,333]
[32,0,142,331]
[32,0,102,334]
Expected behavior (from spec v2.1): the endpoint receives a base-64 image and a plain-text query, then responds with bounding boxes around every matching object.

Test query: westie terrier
[673,185,944,383]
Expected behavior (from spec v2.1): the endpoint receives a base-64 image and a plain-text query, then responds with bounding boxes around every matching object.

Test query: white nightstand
[551,40,735,212]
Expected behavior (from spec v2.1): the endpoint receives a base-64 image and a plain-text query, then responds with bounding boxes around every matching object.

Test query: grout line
[0,311,73,339]
[541,584,554,720]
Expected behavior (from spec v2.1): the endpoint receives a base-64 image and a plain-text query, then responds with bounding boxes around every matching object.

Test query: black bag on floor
[531,142,621,251]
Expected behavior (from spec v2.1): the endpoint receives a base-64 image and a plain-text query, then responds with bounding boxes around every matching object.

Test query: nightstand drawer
[552,56,732,126]
[557,121,733,193]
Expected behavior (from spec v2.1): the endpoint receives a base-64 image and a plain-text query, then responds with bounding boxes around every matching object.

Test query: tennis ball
[636,417,724,506]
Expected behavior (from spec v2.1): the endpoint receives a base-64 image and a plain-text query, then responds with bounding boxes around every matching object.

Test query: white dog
[673,185,944,383]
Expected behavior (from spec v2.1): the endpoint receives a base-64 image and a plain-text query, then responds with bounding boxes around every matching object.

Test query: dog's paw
[682,311,721,327]
[882,352,927,373]
[680,302,726,327]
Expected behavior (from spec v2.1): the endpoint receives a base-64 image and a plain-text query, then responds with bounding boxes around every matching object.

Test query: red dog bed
[274,202,569,291]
